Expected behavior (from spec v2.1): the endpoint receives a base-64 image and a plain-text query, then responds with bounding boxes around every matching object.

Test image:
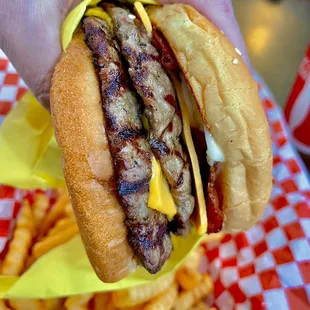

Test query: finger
[158,0,251,70]
[0,1,82,110]
[0,1,62,109]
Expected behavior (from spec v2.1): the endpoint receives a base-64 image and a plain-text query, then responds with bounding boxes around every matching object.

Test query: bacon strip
[151,28,179,71]
[206,164,223,234]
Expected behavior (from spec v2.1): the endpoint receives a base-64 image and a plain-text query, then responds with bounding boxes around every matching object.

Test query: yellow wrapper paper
[0,0,203,299]
[2,233,202,299]
[0,92,65,189]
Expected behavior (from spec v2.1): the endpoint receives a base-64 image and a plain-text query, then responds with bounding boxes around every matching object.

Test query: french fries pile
[0,190,216,310]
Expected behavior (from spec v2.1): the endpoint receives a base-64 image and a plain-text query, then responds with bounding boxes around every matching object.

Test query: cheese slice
[134,2,153,37]
[148,157,177,220]
[180,77,204,131]
[85,7,113,29]
[171,75,207,235]
[141,114,175,218]
[62,0,157,50]
[141,113,150,132]
[123,0,158,4]
[61,0,101,50]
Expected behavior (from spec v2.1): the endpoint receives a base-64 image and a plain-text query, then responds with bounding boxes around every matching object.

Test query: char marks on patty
[106,5,195,235]
[83,16,172,273]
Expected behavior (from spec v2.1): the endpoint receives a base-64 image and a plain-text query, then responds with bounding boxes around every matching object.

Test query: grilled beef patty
[107,5,195,235]
[83,16,172,273]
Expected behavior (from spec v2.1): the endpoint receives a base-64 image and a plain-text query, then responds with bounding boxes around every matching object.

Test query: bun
[148,4,273,232]
[50,30,137,283]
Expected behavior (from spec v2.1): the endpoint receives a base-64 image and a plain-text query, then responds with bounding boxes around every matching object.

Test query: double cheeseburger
[50,1,272,283]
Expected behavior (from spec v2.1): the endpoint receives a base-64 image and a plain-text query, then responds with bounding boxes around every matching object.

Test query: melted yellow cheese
[90,0,102,4]
[134,2,153,37]
[141,113,150,132]
[124,0,158,4]
[62,0,157,50]
[180,76,204,131]
[141,113,175,218]
[61,0,101,50]
[85,7,113,29]
[148,157,176,220]
[171,75,208,235]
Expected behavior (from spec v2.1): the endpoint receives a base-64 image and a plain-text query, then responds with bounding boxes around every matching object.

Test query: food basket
[0,49,309,309]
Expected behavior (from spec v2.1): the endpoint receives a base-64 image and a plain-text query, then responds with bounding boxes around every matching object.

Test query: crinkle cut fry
[0,200,34,276]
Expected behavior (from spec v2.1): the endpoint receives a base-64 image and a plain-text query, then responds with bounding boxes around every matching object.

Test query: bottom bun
[50,30,137,283]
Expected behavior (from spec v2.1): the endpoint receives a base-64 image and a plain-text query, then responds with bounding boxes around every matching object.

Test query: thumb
[0,0,81,110]
[158,0,251,70]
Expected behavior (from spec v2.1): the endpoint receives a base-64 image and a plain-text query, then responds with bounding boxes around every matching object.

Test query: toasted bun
[50,30,137,283]
[148,4,273,232]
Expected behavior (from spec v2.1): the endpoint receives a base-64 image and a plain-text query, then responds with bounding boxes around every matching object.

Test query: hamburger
[50,1,272,283]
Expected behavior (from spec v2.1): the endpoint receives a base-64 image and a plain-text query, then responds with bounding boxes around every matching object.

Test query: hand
[0,0,250,110]
[0,0,80,110]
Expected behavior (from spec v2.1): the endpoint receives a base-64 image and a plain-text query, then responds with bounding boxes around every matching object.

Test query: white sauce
[204,128,225,166]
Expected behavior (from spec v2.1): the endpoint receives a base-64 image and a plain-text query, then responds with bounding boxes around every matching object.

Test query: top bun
[148,4,273,232]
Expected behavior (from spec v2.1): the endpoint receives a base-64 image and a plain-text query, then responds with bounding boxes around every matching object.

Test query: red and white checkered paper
[0,50,310,309]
